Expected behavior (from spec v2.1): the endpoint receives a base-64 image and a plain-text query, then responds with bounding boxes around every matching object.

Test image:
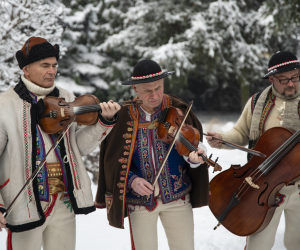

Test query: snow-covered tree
[0,0,65,91]
[91,0,273,111]
[57,0,110,98]
[261,0,300,55]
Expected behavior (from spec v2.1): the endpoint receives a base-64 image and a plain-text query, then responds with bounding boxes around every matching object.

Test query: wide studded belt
[47,162,66,199]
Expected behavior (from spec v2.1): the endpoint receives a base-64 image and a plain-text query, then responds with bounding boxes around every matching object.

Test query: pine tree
[0,0,65,91]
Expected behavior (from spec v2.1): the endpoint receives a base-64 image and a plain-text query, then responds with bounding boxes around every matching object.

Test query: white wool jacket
[0,79,117,232]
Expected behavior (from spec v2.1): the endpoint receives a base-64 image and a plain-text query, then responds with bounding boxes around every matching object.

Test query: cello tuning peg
[215,157,219,163]
[209,154,213,159]
[130,95,134,101]
[123,95,126,101]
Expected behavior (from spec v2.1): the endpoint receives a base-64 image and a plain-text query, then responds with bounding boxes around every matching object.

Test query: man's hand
[189,147,206,164]
[131,177,154,196]
[205,132,223,148]
[100,100,121,121]
[0,212,7,232]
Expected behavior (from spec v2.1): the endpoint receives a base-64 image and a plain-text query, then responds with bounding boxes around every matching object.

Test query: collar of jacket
[14,77,60,104]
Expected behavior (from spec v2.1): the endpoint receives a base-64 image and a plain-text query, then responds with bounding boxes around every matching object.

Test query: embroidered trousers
[245,180,300,250]
[128,194,194,250]
[6,196,75,250]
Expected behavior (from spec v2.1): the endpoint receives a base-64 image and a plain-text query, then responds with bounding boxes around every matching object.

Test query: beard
[283,86,297,97]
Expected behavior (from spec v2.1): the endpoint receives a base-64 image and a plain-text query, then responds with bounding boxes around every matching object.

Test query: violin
[209,127,300,236]
[156,107,222,172]
[38,94,142,134]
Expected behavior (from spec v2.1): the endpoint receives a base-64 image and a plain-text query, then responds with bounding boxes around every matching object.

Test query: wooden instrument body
[209,127,300,236]
[39,94,99,134]
[156,107,200,157]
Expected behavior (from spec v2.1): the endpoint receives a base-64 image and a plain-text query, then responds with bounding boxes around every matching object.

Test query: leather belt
[47,163,66,199]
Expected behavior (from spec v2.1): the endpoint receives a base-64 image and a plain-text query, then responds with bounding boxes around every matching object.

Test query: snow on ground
[0,117,286,249]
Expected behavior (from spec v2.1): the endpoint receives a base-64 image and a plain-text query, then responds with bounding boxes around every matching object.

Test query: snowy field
[0,115,286,249]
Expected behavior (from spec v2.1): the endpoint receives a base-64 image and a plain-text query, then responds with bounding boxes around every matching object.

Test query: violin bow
[203,133,266,158]
[141,101,193,205]
[3,121,74,219]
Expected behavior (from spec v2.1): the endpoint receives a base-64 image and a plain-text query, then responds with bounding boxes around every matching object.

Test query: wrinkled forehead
[134,79,164,90]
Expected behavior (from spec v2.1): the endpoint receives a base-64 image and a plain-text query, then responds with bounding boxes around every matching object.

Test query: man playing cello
[95,59,209,250]
[206,51,300,250]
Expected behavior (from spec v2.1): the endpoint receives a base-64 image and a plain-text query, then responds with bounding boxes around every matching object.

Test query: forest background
[1,0,300,181]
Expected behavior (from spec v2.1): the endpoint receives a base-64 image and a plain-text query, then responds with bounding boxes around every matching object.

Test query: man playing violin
[206,51,300,250]
[0,37,120,250]
[95,59,210,250]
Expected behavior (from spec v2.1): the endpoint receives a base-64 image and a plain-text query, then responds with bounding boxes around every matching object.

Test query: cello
[209,126,300,236]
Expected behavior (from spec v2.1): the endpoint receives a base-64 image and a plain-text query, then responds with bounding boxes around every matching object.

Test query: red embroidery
[0,179,9,190]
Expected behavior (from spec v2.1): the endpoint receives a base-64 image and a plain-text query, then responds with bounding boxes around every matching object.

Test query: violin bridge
[61,108,65,117]
[168,126,176,134]
[245,177,260,189]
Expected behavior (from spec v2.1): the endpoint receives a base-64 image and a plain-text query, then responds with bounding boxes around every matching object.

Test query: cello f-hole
[233,167,255,178]
[258,182,269,206]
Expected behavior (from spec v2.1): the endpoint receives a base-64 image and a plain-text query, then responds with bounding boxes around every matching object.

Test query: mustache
[284,86,295,91]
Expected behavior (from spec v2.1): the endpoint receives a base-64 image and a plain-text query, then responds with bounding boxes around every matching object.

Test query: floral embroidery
[171,166,183,192]
[118,158,128,164]
[127,121,133,126]
[259,90,276,135]
[117,182,125,188]
[64,199,73,213]
[123,133,132,139]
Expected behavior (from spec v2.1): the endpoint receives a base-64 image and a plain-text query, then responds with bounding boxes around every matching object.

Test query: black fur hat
[262,51,300,79]
[121,59,174,85]
[16,37,60,69]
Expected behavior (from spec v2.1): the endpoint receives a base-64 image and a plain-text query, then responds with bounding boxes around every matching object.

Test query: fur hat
[262,51,300,79]
[16,37,60,69]
[121,59,174,85]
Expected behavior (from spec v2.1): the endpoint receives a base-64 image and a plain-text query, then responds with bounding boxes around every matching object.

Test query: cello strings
[236,131,300,199]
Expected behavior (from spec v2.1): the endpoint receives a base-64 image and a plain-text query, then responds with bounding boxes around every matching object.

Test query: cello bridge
[245,177,260,189]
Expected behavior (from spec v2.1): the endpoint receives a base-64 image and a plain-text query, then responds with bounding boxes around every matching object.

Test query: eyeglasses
[273,75,300,85]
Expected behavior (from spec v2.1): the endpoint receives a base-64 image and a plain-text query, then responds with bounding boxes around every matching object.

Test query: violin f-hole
[258,182,268,206]
[58,101,70,107]
[59,117,71,126]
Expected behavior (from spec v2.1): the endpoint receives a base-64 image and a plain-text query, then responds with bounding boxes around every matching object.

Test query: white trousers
[128,194,194,250]
[245,181,300,250]
[7,196,75,250]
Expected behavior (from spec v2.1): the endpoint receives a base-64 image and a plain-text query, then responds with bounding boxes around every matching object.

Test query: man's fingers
[142,181,154,191]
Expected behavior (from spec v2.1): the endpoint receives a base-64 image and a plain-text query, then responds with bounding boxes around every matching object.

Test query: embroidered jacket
[0,79,117,232]
[219,85,300,152]
[95,94,209,229]
[126,105,192,206]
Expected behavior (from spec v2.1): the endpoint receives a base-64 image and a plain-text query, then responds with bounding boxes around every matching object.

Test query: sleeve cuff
[98,111,119,127]
[94,201,106,209]
[127,173,139,189]
[184,156,201,168]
